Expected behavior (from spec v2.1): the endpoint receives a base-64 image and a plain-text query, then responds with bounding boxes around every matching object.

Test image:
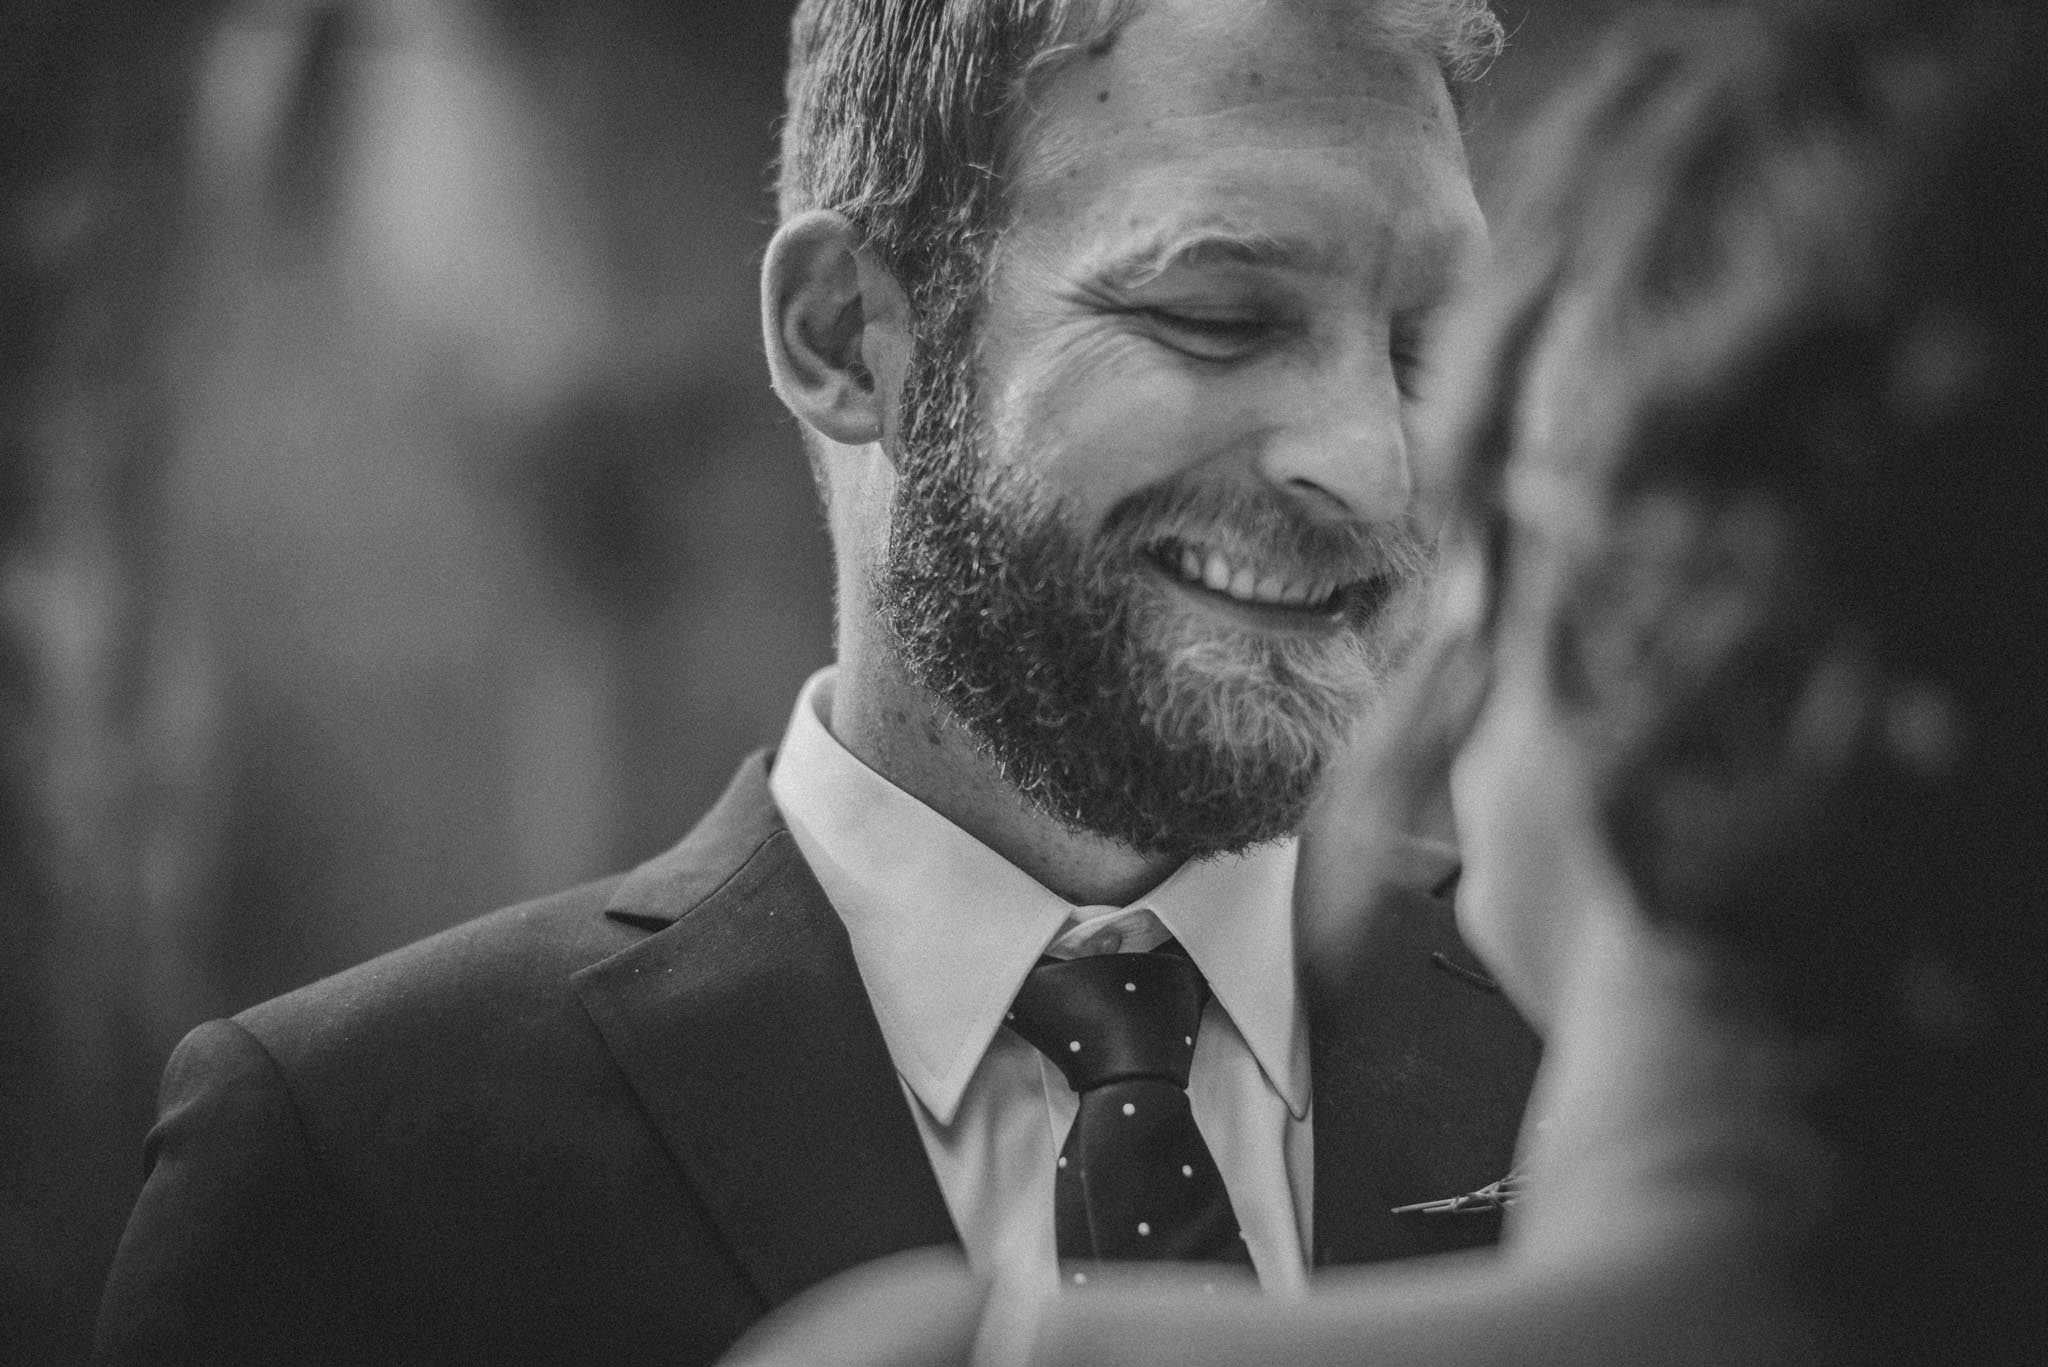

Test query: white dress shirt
[768,668,1313,1294]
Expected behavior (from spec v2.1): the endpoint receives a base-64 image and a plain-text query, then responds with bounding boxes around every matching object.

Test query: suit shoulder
[234,874,637,1070]
[222,754,789,1122]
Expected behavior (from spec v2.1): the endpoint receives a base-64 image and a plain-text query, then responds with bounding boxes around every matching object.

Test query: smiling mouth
[1146,537,1373,615]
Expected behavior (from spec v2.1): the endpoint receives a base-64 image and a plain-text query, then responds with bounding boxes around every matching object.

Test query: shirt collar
[769,668,1309,1127]
[1142,835,1309,1120]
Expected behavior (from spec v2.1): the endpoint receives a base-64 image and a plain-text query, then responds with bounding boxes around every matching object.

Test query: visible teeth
[1161,542,1346,609]
[1203,552,1231,592]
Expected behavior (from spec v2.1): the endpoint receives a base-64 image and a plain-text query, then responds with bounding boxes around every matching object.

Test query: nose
[1255,338,1413,526]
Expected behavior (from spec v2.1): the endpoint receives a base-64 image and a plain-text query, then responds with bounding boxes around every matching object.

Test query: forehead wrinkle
[1073,190,1480,303]
[1018,93,1457,186]
[1090,226,1332,290]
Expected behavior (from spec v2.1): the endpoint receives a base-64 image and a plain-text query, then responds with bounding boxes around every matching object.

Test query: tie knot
[1007,946,1208,1092]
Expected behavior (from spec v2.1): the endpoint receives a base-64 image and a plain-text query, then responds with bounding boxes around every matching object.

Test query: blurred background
[1,1,1622,1359]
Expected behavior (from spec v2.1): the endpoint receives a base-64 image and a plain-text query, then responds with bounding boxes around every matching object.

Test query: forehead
[1004,0,1477,269]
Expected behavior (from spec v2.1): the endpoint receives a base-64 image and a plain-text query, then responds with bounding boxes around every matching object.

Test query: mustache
[1096,478,1432,587]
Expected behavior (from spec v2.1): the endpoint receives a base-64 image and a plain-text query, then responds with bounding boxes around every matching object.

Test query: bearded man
[95,2,1537,1363]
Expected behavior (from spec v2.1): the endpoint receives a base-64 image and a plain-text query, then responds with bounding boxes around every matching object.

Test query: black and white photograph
[5,1,2041,1362]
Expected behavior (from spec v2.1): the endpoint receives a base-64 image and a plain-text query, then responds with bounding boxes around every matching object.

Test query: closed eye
[1134,308,1276,362]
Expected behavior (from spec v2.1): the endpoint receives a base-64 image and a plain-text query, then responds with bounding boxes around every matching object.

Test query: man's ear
[762,210,912,450]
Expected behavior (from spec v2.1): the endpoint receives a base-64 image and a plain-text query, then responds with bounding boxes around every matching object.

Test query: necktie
[1007,942,1251,1269]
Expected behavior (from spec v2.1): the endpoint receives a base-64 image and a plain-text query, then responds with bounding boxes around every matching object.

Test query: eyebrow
[1090,229,1334,291]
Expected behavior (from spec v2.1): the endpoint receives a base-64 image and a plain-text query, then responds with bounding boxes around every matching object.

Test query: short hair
[775,0,1505,318]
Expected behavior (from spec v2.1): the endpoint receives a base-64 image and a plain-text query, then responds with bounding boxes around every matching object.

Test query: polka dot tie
[1007,942,1251,1270]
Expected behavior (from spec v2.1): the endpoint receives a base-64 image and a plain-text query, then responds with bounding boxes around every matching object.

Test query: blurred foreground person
[729,5,2048,1364]
[94,1,1543,1363]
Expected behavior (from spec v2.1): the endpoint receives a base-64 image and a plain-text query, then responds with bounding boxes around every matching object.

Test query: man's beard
[877,298,1431,861]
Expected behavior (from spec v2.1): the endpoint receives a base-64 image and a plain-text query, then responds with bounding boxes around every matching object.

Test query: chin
[1451,876,1544,1019]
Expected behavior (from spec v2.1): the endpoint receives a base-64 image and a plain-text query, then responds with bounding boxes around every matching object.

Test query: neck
[829,627,1183,907]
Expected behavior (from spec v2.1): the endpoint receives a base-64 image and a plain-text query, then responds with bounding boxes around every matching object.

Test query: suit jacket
[94,753,1538,1366]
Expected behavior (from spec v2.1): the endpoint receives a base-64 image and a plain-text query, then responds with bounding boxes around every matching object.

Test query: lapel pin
[1391,1171,1521,1217]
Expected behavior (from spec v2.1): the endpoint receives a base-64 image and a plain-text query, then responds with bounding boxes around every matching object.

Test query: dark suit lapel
[1306,842,1543,1267]
[572,756,958,1309]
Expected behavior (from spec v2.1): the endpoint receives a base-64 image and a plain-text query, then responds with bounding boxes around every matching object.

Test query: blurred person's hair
[771,0,1505,481]
[1416,4,2045,1355]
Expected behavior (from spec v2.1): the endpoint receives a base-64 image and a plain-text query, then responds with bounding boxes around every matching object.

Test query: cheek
[1447,724,1514,979]
[1449,697,1572,1023]
[993,340,1250,512]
